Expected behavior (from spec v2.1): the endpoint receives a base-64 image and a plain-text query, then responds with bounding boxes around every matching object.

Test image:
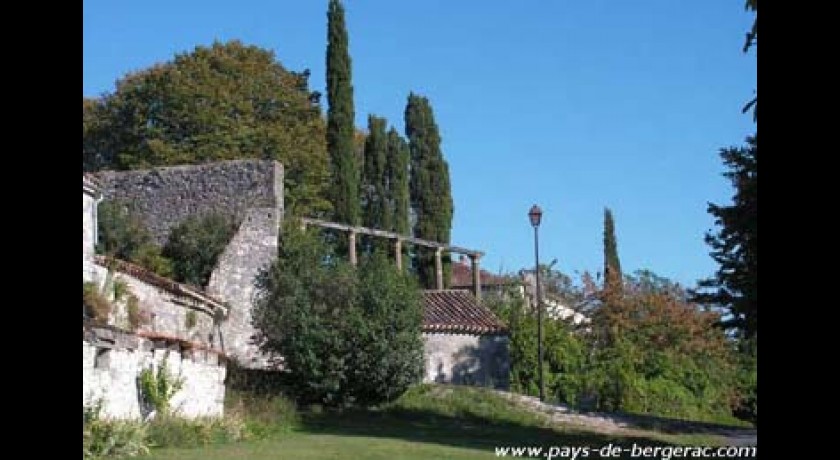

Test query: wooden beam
[300,217,484,258]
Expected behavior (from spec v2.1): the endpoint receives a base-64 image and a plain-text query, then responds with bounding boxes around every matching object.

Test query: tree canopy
[82,40,331,217]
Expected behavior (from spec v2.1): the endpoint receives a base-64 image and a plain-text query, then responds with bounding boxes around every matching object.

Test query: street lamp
[528,204,545,402]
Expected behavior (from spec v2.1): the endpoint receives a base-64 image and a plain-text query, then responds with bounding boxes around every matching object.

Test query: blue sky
[83,1,756,288]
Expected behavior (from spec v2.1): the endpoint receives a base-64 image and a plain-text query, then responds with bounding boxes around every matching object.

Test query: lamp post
[528,204,545,402]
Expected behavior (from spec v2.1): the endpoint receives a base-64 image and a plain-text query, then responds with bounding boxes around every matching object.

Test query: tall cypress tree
[326,0,360,225]
[361,115,389,252]
[386,127,410,237]
[603,208,623,294]
[405,93,454,288]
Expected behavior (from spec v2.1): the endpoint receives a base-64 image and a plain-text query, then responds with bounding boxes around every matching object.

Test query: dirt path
[496,391,757,446]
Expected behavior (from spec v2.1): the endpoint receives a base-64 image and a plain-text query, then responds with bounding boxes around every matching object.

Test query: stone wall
[92,160,284,367]
[422,332,510,390]
[207,208,279,368]
[94,160,283,245]
[83,334,226,420]
[86,263,219,348]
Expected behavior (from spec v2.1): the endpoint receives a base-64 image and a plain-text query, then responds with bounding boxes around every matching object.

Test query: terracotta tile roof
[422,290,508,335]
[93,255,227,316]
[450,256,515,288]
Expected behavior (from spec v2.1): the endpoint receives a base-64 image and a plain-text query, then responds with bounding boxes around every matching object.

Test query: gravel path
[495,391,757,446]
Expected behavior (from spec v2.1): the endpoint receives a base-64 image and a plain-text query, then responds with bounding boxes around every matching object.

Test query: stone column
[395,239,403,270]
[470,253,482,302]
[435,247,444,290]
[349,231,357,266]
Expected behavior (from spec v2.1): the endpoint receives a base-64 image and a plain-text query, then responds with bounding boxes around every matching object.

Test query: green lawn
[134,385,745,460]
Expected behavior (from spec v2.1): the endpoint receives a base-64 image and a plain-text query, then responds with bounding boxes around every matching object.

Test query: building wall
[83,338,226,420]
[422,332,510,390]
[83,186,99,281]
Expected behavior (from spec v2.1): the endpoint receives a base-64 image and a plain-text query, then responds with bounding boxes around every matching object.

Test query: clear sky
[83,0,756,288]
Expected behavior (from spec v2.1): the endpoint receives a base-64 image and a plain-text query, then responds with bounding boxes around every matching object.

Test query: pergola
[300,217,485,301]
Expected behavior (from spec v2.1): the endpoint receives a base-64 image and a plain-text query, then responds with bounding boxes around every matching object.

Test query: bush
[96,200,154,261]
[138,357,184,417]
[83,400,150,460]
[224,389,300,438]
[253,223,424,407]
[163,213,237,287]
[493,270,746,424]
[84,281,111,326]
[146,415,246,448]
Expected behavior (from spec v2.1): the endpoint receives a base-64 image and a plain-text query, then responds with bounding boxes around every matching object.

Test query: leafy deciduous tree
[82,40,330,217]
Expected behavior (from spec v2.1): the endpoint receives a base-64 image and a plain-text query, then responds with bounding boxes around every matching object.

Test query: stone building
[422,290,509,388]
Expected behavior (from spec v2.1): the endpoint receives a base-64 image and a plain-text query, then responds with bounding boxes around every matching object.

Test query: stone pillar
[395,239,403,270]
[470,253,482,302]
[349,231,357,266]
[435,247,444,290]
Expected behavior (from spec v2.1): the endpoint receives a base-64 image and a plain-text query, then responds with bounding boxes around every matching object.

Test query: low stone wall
[83,333,226,420]
[422,332,510,390]
[86,263,219,349]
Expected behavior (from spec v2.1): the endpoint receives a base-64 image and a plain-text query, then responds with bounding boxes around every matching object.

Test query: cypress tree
[326,0,360,225]
[603,208,623,294]
[361,115,389,252]
[405,93,454,288]
[386,127,410,236]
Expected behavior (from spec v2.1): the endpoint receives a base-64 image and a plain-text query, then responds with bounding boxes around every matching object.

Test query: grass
[129,385,752,460]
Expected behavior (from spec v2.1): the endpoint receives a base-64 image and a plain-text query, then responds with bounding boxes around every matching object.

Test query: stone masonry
[423,332,510,389]
[83,334,226,420]
[94,160,284,367]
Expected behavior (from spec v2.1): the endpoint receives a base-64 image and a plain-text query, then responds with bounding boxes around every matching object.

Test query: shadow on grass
[297,406,706,459]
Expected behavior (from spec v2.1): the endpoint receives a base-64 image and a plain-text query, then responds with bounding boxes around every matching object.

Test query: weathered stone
[422,332,510,390]
[83,339,226,420]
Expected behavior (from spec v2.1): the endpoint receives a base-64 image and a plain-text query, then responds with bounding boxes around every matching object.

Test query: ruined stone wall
[94,160,283,245]
[83,337,226,420]
[207,208,279,368]
[92,160,283,368]
[422,333,510,390]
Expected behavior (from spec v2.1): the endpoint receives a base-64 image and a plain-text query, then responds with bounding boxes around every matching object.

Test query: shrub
[96,200,154,261]
[112,279,129,302]
[132,244,174,278]
[146,414,246,448]
[126,294,142,331]
[138,357,184,417]
[163,213,237,287]
[224,389,300,438]
[253,223,423,407]
[97,199,175,277]
[84,281,111,326]
[83,399,149,460]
